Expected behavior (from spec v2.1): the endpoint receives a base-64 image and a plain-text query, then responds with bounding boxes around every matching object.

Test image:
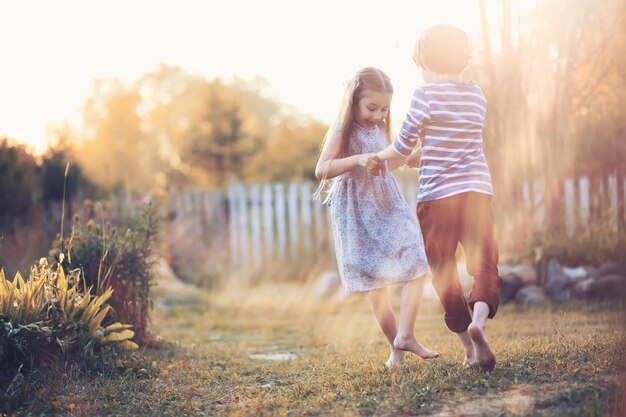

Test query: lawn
[13,281,626,416]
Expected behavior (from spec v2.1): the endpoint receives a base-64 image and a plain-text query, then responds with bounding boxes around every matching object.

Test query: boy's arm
[373,140,420,172]
[377,88,430,162]
[406,147,421,168]
[387,154,408,171]
[366,89,429,177]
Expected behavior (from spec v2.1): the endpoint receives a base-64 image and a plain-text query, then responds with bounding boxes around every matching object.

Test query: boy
[366,24,502,371]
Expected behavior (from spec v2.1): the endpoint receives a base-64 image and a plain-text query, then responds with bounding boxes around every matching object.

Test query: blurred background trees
[474,0,625,219]
[0,0,623,241]
[62,64,325,192]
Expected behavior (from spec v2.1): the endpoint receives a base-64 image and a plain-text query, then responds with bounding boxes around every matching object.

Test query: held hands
[363,153,386,178]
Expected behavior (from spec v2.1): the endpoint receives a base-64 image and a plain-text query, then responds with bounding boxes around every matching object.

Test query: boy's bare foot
[463,355,478,368]
[393,335,440,359]
[385,349,405,368]
[468,322,496,371]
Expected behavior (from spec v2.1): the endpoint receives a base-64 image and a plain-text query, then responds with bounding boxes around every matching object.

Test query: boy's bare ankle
[468,322,495,371]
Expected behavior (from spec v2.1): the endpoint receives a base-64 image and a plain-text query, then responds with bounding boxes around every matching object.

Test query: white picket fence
[522,174,625,236]
[167,183,334,271]
[167,174,625,271]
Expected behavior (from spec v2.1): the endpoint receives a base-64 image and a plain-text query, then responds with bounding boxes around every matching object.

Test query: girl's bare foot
[385,349,405,368]
[468,322,496,371]
[393,334,440,359]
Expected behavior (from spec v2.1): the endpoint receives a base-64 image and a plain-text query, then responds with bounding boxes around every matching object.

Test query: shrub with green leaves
[49,202,159,345]
[0,259,137,382]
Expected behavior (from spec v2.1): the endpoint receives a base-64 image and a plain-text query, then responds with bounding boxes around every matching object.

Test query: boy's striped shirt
[392,80,494,202]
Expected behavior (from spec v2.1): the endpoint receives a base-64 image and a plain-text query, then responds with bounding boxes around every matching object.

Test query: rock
[313,271,341,298]
[583,265,600,279]
[497,264,516,277]
[595,274,626,298]
[573,274,626,299]
[500,274,524,304]
[573,277,597,299]
[562,266,587,282]
[508,264,538,285]
[515,285,547,305]
[546,259,571,301]
[597,262,626,278]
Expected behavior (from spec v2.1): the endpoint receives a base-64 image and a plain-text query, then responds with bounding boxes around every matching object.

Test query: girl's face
[354,89,391,130]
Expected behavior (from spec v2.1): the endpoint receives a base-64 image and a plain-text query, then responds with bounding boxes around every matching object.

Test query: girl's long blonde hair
[314,67,393,201]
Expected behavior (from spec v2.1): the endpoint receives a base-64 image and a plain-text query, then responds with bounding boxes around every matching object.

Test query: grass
[9,281,626,416]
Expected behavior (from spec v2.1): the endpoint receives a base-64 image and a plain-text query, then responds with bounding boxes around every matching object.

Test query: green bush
[49,202,159,345]
[0,260,137,385]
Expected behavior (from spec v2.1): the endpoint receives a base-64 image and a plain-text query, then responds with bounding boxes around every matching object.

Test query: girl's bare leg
[394,278,439,359]
[368,288,404,367]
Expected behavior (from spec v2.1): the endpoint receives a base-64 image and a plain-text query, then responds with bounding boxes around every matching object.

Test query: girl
[314,67,438,367]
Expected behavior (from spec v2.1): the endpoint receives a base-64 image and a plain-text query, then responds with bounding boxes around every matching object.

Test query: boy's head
[413,24,471,75]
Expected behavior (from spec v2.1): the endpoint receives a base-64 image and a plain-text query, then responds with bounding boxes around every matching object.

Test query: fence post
[300,183,312,253]
[250,184,262,271]
[579,176,590,228]
[237,184,249,270]
[262,183,274,259]
[313,191,323,251]
[274,183,287,258]
[608,175,618,229]
[564,178,575,237]
[287,182,299,258]
[228,185,239,268]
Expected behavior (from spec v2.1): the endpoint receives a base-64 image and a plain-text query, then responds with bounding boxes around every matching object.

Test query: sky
[0,0,506,154]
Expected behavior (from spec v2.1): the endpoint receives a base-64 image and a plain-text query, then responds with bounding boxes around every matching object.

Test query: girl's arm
[315,128,374,180]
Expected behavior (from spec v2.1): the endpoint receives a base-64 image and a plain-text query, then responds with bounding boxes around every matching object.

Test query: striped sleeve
[393,88,430,157]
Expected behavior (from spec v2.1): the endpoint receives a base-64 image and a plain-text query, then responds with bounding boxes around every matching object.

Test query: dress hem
[342,266,430,292]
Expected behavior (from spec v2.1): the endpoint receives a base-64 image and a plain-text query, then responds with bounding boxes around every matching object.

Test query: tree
[72,65,327,191]
[40,129,85,203]
[75,79,160,193]
[175,80,265,186]
[248,118,326,182]
[0,138,40,226]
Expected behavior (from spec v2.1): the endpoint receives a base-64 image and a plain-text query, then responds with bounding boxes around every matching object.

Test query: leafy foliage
[49,202,159,345]
[0,259,137,385]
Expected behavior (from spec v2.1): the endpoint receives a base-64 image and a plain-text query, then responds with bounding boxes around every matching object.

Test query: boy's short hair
[413,24,471,74]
